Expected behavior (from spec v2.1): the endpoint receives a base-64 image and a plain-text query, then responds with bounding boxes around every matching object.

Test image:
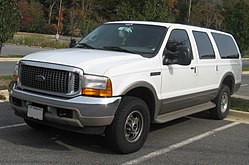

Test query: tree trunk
[188,0,192,23]
[0,42,3,54]
[48,1,56,24]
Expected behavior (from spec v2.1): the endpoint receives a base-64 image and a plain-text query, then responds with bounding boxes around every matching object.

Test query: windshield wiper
[103,46,137,54]
[76,43,95,49]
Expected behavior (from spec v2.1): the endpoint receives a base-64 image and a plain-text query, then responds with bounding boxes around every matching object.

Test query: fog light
[26,101,31,106]
[47,106,53,113]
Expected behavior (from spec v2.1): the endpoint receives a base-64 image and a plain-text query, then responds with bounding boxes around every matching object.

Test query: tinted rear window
[193,31,215,59]
[211,32,239,59]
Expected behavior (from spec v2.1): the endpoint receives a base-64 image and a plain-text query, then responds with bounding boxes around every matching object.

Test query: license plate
[27,105,44,120]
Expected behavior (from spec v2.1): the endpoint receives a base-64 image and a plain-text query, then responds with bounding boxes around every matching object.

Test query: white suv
[10,21,242,153]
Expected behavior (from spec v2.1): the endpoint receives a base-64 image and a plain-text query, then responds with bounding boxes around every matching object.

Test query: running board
[153,102,216,124]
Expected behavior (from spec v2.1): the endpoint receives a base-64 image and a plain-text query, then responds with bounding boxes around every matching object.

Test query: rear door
[192,31,219,102]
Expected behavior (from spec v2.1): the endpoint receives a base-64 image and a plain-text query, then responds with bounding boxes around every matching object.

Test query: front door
[160,28,198,114]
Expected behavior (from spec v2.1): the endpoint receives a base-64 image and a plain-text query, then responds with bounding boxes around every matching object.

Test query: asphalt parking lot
[0,101,249,165]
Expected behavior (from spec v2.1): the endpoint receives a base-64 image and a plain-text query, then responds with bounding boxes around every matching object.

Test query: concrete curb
[226,110,249,124]
[0,58,21,62]
[243,71,249,75]
[0,90,9,102]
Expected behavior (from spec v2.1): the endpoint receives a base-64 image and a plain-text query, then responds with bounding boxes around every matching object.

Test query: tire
[209,85,231,120]
[24,119,49,130]
[105,96,150,154]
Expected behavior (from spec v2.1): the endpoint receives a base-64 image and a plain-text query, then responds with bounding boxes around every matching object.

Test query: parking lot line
[122,122,241,165]
[0,123,26,130]
[241,84,248,87]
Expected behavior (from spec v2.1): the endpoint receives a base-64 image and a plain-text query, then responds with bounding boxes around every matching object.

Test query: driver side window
[165,29,192,58]
[163,29,193,65]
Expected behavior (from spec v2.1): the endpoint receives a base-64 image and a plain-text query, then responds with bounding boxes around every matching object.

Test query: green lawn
[7,32,69,49]
[243,51,249,58]
[231,97,249,112]
[243,66,249,71]
[0,54,23,58]
[0,75,12,81]
[0,75,12,90]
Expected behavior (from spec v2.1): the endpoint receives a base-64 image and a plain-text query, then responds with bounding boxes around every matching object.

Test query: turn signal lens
[13,63,19,81]
[82,78,112,97]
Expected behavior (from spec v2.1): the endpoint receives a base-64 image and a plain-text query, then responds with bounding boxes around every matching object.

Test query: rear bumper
[9,85,121,132]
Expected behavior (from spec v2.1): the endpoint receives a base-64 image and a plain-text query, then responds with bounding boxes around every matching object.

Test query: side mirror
[177,47,192,66]
[163,46,192,66]
[163,50,178,65]
[69,39,76,48]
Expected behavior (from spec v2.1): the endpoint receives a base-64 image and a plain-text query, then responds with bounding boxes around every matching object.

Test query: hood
[22,48,144,75]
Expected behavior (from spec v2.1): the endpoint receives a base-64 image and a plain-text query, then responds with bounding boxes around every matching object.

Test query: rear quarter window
[211,32,240,59]
[193,31,215,59]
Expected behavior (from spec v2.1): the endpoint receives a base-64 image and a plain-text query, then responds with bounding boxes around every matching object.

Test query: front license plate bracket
[27,105,44,120]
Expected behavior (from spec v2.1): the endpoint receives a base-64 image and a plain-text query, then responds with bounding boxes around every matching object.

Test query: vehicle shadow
[0,101,213,154]
[150,117,190,132]
[0,123,117,154]
[150,110,212,132]
[0,101,117,154]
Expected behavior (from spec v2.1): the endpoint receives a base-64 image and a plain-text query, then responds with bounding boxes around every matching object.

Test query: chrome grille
[19,63,80,96]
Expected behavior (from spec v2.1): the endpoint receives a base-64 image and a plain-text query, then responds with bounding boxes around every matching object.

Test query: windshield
[76,23,167,58]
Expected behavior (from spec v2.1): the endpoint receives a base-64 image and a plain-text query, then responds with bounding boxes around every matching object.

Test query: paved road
[1,44,51,56]
[0,61,16,76]
[234,74,249,99]
[243,59,249,66]
[0,102,248,164]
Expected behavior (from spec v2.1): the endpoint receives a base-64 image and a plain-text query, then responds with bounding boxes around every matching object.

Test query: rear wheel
[210,85,231,120]
[105,96,150,154]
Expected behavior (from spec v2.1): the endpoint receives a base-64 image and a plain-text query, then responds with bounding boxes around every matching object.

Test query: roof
[106,21,232,36]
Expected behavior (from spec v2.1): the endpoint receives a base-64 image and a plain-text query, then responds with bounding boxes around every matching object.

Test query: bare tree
[190,1,224,29]
[48,0,57,24]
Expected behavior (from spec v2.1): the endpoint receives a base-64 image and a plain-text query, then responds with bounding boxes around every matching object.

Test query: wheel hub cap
[221,92,228,113]
[124,111,144,143]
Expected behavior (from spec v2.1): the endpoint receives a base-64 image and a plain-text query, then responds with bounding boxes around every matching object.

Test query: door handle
[191,67,197,73]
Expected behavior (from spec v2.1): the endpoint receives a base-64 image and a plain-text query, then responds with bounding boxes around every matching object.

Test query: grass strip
[0,75,12,90]
[243,52,249,58]
[0,54,23,58]
[7,32,69,49]
[0,75,12,81]
[243,66,249,71]
[231,97,249,112]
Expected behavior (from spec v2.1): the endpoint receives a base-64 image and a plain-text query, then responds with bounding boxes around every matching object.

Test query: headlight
[13,62,19,82]
[82,75,112,97]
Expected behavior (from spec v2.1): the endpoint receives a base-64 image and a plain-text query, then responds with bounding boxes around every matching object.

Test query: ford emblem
[35,75,46,82]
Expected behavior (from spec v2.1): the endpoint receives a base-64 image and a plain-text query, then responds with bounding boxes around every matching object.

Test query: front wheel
[210,85,231,120]
[105,96,150,154]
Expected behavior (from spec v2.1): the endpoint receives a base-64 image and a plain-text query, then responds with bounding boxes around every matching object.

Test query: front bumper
[9,85,121,130]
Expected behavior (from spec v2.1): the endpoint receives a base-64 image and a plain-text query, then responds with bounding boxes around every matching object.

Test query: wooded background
[1,0,249,52]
